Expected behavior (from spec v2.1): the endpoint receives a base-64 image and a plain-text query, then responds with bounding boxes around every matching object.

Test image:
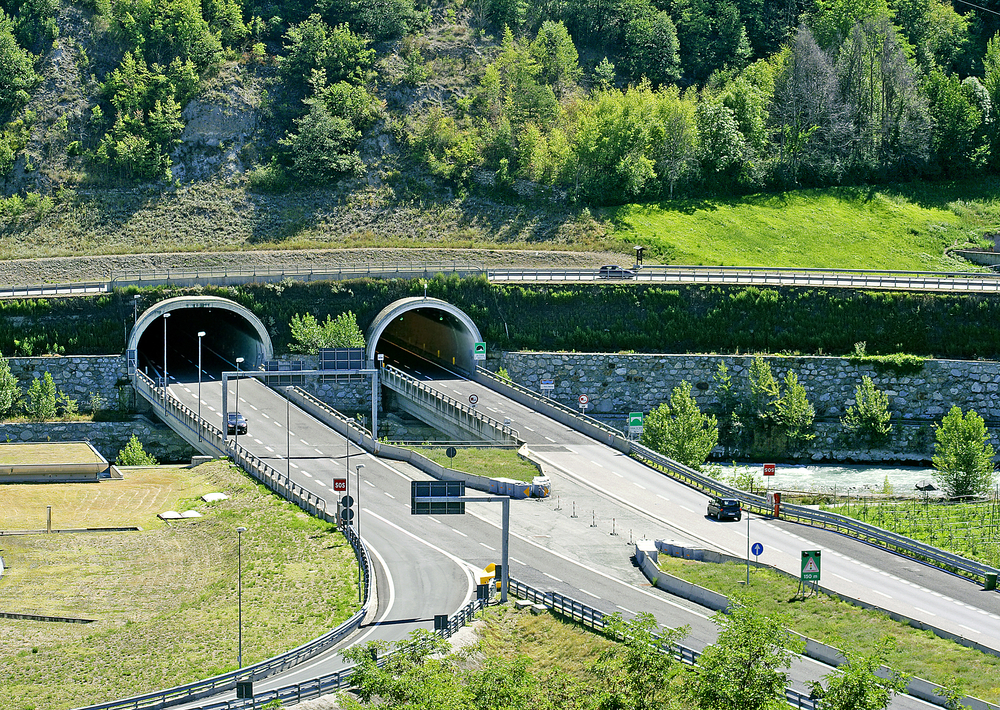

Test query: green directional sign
[473,342,486,360]
[801,550,822,581]
[628,412,644,428]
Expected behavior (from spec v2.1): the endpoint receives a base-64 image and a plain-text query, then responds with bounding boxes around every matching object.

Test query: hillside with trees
[2,0,1000,252]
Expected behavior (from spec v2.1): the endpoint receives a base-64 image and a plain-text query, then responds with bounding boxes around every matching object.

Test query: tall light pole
[162,312,171,389]
[355,463,364,602]
[236,526,247,669]
[234,357,244,450]
[197,331,206,442]
[285,395,290,483]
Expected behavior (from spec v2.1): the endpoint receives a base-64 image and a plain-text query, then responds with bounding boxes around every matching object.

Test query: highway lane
[164,376,942,708]
[413,365,1000,655]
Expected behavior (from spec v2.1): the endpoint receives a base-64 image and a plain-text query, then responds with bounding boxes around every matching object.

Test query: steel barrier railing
[381,363,520,444]
[475,367,1000,585]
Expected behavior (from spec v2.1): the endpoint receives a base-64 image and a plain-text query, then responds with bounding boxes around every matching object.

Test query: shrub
[24,372,58,419]
[117,434,157,466]
[841,376,892,446]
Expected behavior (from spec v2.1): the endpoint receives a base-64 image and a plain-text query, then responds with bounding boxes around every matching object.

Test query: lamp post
[197,331,206,442]
[285,394,290,483]
[162,312,171,389]
[132,294,141,336]
[234,357,244,449]
[355,463,365,602]
[236,526,247,668]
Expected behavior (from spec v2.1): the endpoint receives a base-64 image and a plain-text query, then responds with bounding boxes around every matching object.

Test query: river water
[710,462,939,497]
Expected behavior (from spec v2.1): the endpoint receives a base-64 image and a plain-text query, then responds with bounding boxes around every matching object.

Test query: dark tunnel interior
[374,307,477,374]
[135,308,263,384]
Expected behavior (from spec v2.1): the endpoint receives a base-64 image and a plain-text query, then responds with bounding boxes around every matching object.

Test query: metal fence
[381,363,520,444]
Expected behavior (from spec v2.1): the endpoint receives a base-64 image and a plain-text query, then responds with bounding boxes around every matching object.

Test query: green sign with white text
[628,412,644,428]
[801,550,821,581]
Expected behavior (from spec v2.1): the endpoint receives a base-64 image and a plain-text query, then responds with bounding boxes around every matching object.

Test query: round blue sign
[751,542,764,557]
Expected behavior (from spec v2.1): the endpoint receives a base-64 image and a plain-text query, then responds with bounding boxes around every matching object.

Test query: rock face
[498,352,1000,462]
[1,419,196,463]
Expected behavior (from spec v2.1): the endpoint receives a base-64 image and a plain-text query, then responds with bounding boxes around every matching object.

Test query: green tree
[0,9,39,115]
[776,370,815,450]
[622,5,681,86]
[983,32,1000,168]
[0,353,19,417]
[24,371,57,419]
[594,611,689,710]
[280,95,362,182]
[810,636,908,710]
[925,69,985,177]
[640,380,718,470]
[713,361,742,457]
[841,375,892,446]
[279,16,374,92]
[931,406,996,498]
[117,433,157,466]
[530,21,581,97]
[289,311,365,353]
[687,601,800,710]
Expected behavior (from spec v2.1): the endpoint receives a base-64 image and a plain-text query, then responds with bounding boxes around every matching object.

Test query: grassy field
[0,461,360,710]
[411,447,541,482]
[0,442,105,466]
[611,181,1000,269]
[655,556,1000,703]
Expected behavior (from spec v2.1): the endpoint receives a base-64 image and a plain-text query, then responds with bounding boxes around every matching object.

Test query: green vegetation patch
[655,556,1000,703]
[412,447,540,482]
[0,461,360,710]
[612,182,998,269]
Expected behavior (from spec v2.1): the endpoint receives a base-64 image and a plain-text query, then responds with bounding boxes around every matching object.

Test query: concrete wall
[499,352,1000,462]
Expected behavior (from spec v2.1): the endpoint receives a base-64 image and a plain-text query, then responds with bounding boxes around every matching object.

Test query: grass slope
[611,181,1000,269]
[0,461,359,710]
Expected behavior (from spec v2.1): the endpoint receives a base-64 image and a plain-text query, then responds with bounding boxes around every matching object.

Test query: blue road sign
[751,542,764,557]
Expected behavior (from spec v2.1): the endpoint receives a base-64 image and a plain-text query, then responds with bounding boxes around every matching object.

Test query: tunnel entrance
[128,296,274,383]
[367,297,484,375]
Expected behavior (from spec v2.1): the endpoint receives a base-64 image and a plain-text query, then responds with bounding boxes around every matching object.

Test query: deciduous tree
[841,375,892,446]
[640,380,718,470]
[932,406,996,498]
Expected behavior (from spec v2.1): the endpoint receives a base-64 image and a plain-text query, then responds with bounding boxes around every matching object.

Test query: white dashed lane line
[579,589,601,600]
[451,528,468,537]
[480,543,496,551]
[543,572,563,582]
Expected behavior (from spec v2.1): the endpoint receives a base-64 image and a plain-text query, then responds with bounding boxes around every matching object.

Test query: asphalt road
[160,373,955,709]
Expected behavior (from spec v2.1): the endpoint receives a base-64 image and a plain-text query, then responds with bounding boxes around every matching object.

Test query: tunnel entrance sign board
[474,342,486,360]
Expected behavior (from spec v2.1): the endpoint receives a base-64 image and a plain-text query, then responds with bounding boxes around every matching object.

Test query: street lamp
[132,294,141,331]
[234,357,244,449]
[162,312,171,389]
[236,526,247,668]
[285,394,290,483]
[197,331,206,442]
[355,463,365,602]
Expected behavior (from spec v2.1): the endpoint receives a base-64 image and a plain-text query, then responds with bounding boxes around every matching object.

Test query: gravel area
[0,248,625,287]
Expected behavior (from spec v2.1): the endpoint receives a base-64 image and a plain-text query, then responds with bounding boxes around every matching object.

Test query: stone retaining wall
[7,355,128,411]
[498,352,1000,462]
[0,418,197,463]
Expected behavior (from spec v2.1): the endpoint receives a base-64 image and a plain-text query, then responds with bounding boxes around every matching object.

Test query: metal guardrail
[507,579,816,709]
[475,367,1000,585]
[487,265,1000,293]
[6,263,1000,298]
[381,363,521,444]
[77,377,372,710]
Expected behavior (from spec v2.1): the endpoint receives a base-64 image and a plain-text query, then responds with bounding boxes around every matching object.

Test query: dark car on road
[227,412,247,435]
[598,264,635,279]
[707,496,742,521]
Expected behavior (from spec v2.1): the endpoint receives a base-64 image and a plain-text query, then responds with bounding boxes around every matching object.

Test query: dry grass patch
[0,442,105,466]
[0,460,360,710]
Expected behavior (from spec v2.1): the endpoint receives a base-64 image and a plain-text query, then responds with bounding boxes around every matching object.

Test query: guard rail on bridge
[473,367,1000,587]
[381,363,521,445]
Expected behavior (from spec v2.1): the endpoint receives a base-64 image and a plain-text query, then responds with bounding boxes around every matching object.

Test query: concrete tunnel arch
[128,296,274,376]
[367,297,484,374]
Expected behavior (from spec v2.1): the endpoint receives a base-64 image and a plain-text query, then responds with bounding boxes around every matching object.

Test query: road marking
[961,625,981,634]
[249,405,258,411]
[366,480,375,488]
[428,516,441,524]
[487,407,498,413]
[634,483,646,490]
[545,436,556,443]
[618,605,637,615]
[207,406,216,412]
[831,573,851,582]
[300,438,309,445]
[524,426,535,431]
[657,494,669,501]
[543,572,563,582]
[511,557,525,566]
[262,413,270,419]
[480,543,496,551]
[613,472,624,478]
[912,607,935,617]
[678,504,694,513]
[451,528,468,537]
[301,471,311,477]
[384,492,395,499]
[264,446,274,453]
[579,589,601,600]
[591,461,603,468]
[315,448,323,455]
[290,462,299,469]
[253,438,263,445]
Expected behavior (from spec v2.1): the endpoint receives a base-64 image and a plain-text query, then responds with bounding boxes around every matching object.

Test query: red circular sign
[579,394,589,405]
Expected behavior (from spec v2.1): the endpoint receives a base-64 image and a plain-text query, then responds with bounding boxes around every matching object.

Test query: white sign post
[578,394,589,412]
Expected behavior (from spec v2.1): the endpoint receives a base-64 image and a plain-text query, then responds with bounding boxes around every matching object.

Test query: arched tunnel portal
[128,296,274,383]
[367,297,484,375]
